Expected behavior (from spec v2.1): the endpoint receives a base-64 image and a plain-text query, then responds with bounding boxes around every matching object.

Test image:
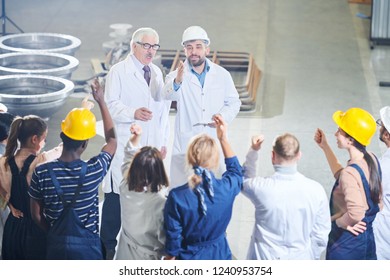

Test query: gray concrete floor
[4,0,390,259]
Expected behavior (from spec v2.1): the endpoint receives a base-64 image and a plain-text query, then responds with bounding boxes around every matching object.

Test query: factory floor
[3,0,390,260]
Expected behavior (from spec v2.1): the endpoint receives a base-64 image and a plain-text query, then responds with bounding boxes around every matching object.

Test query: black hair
[0,112,15,141]
[60,132,87,151]
[347,133,382,204]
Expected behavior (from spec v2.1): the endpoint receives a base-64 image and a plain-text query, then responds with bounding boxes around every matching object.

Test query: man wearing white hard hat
[162,25,241,188]
[373,106,390,259]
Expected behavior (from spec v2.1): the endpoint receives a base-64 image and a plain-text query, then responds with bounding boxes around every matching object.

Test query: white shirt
[242,148,331,260]
[373,148,390,259]
[162,58,241,187]
[103,54,171,193]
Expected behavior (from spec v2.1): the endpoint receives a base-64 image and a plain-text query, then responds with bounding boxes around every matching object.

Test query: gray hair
[130,27,159,54]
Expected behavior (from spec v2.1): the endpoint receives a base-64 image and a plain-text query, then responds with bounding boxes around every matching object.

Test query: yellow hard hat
[61,108,96,140]
[333,107,376,146]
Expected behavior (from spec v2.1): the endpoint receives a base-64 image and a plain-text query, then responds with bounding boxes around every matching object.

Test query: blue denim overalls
[46,162,103,260]
[326,163,380,260]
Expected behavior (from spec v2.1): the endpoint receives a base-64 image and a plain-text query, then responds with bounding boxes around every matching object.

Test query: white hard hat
[181,26,210,46]
[0,103,7,112]
[380,106,390,131]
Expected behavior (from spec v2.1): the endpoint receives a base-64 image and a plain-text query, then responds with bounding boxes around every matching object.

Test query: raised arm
[243,135,265,179]
[121,124,142,176]
[91,79,117,157]
[213,114,234,158]
[314,128,343,177]
[162,61,185,101]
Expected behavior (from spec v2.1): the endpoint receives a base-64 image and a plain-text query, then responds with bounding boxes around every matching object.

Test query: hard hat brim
[332,110,344,129]
[181,39,210,47]
[380,106,390,132]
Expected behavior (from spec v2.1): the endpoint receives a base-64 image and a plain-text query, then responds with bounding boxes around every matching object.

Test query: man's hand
[174,60,185,84]
[251,135,265,151]
[134,107,153,121]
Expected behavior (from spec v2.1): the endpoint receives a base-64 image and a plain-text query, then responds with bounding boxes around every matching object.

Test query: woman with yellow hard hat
[314,107,382,260]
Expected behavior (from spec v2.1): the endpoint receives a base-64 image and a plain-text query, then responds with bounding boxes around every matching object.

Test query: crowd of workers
[0,25,389,260]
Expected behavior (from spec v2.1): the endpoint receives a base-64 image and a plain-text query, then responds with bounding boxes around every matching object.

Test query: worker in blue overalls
[29,79,117,259]
[314,107,382,260]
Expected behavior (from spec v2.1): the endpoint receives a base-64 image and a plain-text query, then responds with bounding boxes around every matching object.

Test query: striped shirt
[28,151,112,234]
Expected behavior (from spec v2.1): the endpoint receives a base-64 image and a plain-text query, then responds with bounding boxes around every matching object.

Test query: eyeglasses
[136,42,160,50]
[376,119,383,127]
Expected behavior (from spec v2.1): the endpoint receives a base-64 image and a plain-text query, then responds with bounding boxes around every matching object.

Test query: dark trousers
[100,191,121,253]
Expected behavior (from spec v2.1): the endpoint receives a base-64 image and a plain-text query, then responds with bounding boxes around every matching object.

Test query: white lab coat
[373,148,390,259]
[242,148,331,260]
[103,54,171,193]
[115,139,167,260]
[162,58,241,187]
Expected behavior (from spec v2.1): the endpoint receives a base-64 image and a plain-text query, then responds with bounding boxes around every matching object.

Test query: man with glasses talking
[102,27,171,259]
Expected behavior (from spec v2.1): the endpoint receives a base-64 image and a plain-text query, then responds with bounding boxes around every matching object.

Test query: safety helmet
[61,108,96,141]
[333,107,376,146]
[380,106,390,132]
[181,26,210,46]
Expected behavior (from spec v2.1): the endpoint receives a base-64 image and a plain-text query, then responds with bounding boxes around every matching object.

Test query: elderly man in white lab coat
[242,133,331,260]
[373,106,390,259]
[102,27,171,259]
[162,26,241,188]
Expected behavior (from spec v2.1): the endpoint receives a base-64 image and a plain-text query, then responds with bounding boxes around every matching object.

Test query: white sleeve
[121,139,140,178]
[242,148,261,200]
[243,147,259,179]
[41,144,62,163]
[310,188,331,260]
[162,70,180,101]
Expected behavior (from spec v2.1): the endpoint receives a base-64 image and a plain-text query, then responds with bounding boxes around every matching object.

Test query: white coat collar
[125,54,157,88]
